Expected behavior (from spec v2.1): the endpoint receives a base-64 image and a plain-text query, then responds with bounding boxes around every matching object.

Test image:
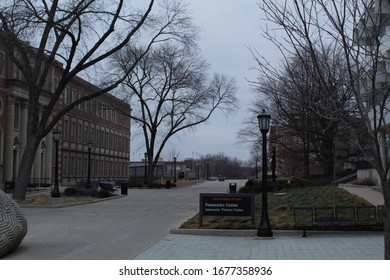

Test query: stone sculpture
[0,190,28,257]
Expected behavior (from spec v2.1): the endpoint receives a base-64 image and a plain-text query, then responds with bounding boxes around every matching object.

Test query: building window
[90,127,94,143]
[64,87,70,104]
[71,121,76,142]
[101,130,105,147]
[70,156,75,177]
[63,155,68,177]
[80,93,85,111]
[53,77,58,94]
[63,120,69,141]
[72,90,76,103]
[96,128,100,147]
[77,157,82,177]
[96,102,101,117]
[84,125,88,143]
[78,123,82,143]
[87,100,91,113]
[95,159,99,178]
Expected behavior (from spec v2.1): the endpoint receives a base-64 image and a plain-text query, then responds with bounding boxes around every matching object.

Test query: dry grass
[19,194,96,205]
[181,185,372,230]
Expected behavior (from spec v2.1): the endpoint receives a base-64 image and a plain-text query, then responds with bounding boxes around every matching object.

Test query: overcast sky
[131,0,279,162]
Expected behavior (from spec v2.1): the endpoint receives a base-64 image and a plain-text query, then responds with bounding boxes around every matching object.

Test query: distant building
[0,40,130,188]
[354,0,390,184]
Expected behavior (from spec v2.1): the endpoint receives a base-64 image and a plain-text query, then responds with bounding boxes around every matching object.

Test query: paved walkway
[2,181,386,260]
[339,184,384,206]
[134,230,384,260]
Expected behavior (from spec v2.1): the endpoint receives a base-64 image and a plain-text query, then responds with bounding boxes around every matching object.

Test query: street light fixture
[206,161,209,180]
[87,142,93,188]
[144,152,147,186]
[51,129,61,198]
[174,157,177,183]
[257,110,273,237]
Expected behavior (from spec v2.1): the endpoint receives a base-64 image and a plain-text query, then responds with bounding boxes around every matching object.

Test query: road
[4,180,246,260]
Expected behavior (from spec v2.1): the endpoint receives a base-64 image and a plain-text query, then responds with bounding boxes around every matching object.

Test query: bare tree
[114,41,238,184]
[0,0,194,200]
[246,46,357,178]
[257,0,390,259]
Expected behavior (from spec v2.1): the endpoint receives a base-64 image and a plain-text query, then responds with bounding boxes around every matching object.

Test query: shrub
[64,187,79,197]
[148,182,164,188]
[239,178,311,193]
[98,189,111,198]
[99,183,114,193]
[78,188,98,197]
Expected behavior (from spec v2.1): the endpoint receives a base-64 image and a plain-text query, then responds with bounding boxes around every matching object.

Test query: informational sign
[199,193,255,226]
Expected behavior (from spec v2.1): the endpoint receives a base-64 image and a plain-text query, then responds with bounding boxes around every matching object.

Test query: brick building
[0,41,130,189]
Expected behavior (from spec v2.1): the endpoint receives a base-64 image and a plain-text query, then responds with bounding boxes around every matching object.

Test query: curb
[170,228,384,237]
[170,228,257,237]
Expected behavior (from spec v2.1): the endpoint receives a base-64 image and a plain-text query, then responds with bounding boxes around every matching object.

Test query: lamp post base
[256,227,273,238]
[51,189,61,198]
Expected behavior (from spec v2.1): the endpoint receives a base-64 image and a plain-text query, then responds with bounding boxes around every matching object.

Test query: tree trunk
[384,207,390,260]
[12,136,40,201]
[146,168,154,185]
[303,148,310,178]
[382,180,390,260]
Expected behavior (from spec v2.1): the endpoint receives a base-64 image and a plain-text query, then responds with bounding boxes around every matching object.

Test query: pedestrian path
[133,231,384,260]
[339,184,384,205]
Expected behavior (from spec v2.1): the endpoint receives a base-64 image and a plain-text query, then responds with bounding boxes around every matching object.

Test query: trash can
[166,180,171,189]
[121,182,128,196]
[229,183,237,193]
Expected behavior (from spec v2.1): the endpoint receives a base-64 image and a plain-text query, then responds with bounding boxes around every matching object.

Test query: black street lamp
[174,157,177,183]
[51,129,61,198]
[206,161,209,180]
[87,142,93,188]
[144,152,147,185]
[257,110,273,237]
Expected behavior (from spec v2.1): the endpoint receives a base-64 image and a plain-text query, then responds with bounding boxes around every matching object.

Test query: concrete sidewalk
[339,184,384,206]
[133,230,384,260]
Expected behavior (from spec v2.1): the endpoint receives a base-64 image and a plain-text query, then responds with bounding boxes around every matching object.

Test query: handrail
[331,172,357,184]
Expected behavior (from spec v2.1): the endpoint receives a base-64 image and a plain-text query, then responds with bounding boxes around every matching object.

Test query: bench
[293,207,314,237]
[293,205,384,236]
[334,207,355,230]
[314,207,335,229]
[356,206,378,230]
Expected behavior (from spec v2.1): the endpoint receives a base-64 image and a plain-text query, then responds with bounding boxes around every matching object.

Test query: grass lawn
[180,185,372,230]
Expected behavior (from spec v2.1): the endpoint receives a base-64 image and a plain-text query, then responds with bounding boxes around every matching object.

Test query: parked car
[217,176,225,181]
